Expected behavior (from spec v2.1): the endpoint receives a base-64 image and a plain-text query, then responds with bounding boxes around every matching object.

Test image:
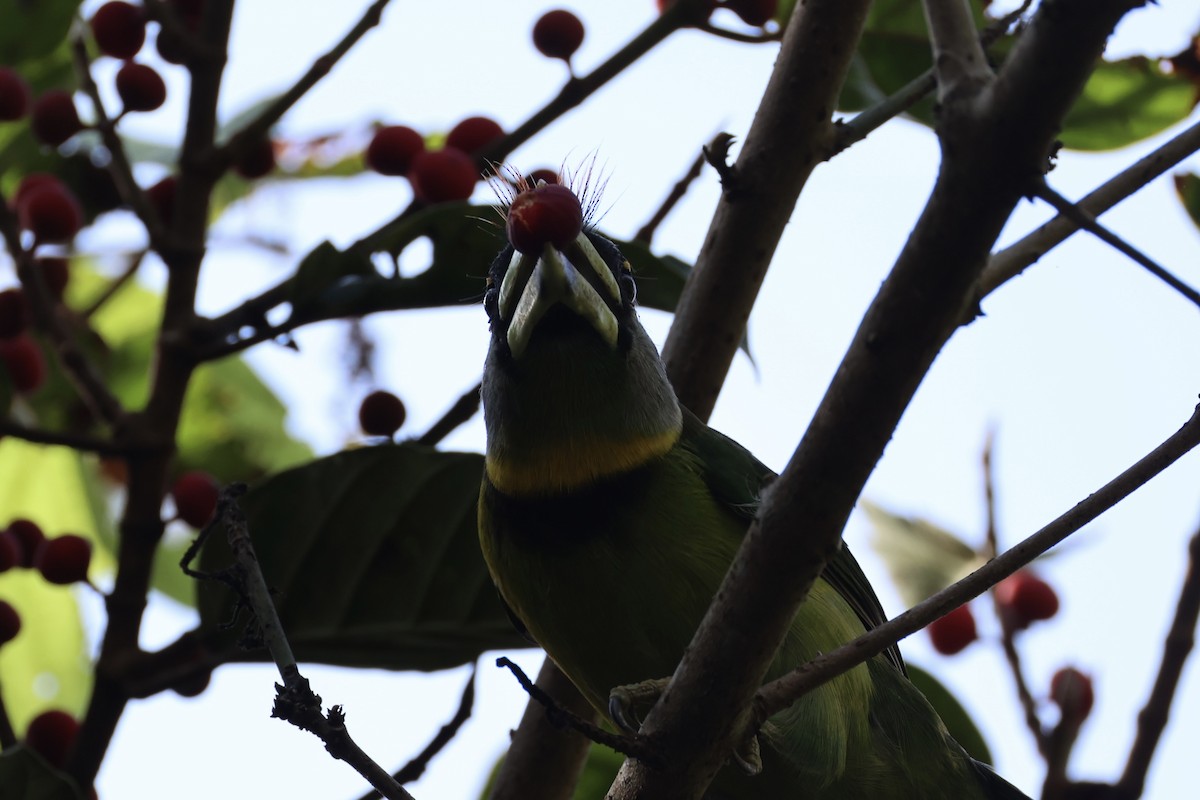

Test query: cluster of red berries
[0,519,94,646]
[365,115,504,203]
[0,250,70,396]
[359,390,406,438]
[928,570,1060,656]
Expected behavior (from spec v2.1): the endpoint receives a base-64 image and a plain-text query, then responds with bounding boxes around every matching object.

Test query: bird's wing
[679,406,905,673]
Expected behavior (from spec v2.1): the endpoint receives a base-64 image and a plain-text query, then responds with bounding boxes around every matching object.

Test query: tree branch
[613,1,1141,796]
[1117,521,1200,797]
[755,402,1200,722]
[982,118,1200,296]
[922,0,992,100]
[212,0,394,171]
[414,382,481,447]
[660,0,873,421]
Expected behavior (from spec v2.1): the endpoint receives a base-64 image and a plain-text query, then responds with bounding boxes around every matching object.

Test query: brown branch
[754,402,1200,722]
[68,1,238,787]
[70,35,168,247]
[1030,179,1200,308]
[79,250,148,319]
[212,0,394,171]
[485,659,600,800]
[0,681,15,748]
[415,383,481,447]
[182,485,415,800]
[660,0,872,421]
[981,120,1200,297]
[922,0,992,100]
[634,144,708,245]
[0,204,127,429]
[1117,522,1200,797]
[695,22,782,44]
[0,420,162,457]
[493,658,661,768]
[614,2,1143,796]
[391,668,476,785]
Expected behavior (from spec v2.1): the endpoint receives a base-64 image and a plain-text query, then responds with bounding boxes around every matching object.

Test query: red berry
[0,599,19,645]
[14,173,65,209]
[146,175,177,227]
[409,148,478,203]
[445,116,504,155]
[0,336,47,394]
[36,535,93,585]
[0,67,32,121]
[725,0,778,26]
[17,183,83,242]
[1050,666,1094,725]
[995,571,1059,630]
[0,288,30,339]
[526,168,560,186]
[0,531,19,572]
[506,183,584,254]
[358,390,406,437]
[91,2,147,59]
[24,710,79,768]
[928,603,977,656]
[6,519,45,566]
[365,125,425,176]
[532,10,585,62]
[234,138,276,179]
[30,90,83,147]
[171,470,219,528]
[155,28,187,65]
[169,0,205,29]
[116,61,167,112]
[37,257,70,301]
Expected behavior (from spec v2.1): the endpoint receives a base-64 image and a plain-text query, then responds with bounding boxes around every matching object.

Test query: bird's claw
[732,731,763,776]
[608,677,671,733]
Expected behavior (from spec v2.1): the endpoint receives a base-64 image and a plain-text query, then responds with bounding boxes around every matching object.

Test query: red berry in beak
[506,183,583,255]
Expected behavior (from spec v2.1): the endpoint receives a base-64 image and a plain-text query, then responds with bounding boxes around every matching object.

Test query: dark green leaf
[0,0,81,66]
[908,664,993,765]
[284,204,693,325]
[197,444,531,671]
[288,240,377,317]
[1174,172,1200,233]
[0,747,85,800]
[1060,57,1197,151]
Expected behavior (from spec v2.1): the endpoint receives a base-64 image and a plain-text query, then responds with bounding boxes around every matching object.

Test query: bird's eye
[484,279,500,321]
[620,271,636,305]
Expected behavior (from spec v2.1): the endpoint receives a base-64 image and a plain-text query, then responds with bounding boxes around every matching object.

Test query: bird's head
[481,182,682,496]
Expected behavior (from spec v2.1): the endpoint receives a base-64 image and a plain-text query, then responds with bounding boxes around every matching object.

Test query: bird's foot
[608,679,763,777]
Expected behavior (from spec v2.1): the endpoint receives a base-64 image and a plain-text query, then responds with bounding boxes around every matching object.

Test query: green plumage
[478,231,1027,798]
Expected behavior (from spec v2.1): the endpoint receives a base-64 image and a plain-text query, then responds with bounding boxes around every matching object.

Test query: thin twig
[495,658,662,768]
[0,682,15,748]
[0,204,127,428]
[695,22,781,44]
[356,668,477,799]
[922,0,993,99]
[1117,523,1200,797]
[80,250,149,319]
[69,34,169,247]
[753,402,1200,723]
[635,145,708,245]
[213,0,394,171]
[0,420,162,457]
[182,485,415,800]
[415,383,481,447]
[983,431,1050,754]
[1031,179,1200,308]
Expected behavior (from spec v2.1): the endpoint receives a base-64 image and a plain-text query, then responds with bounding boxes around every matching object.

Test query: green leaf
[908,664,993,765]
[0,0,81,66]
[283,204,693,325]
[0,442,94,730]
[175,357,313,484]
[1174,173,1200,233]
[861,500,983,608]
[0,747,86,800]
[197,444,531,671]
[288,240,377,317]
[1060,57,1197,151]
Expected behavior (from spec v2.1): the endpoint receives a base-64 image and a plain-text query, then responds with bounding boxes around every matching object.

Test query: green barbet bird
[478,185,1027,798]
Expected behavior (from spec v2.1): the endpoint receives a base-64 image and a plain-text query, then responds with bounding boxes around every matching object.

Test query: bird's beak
[497,232,622,359]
